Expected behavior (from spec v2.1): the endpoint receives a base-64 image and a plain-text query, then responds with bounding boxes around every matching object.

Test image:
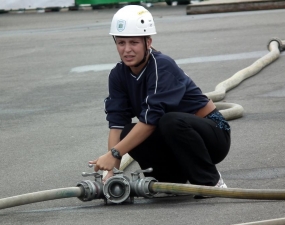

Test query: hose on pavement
[0,187,83,210]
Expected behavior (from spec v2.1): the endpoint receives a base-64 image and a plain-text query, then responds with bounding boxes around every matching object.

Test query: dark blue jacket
[104,50,209,129]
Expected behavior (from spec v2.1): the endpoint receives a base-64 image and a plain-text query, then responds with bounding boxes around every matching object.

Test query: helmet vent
[141,19,144,24]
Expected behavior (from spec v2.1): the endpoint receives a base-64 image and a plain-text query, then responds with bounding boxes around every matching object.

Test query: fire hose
[2,166,285,209]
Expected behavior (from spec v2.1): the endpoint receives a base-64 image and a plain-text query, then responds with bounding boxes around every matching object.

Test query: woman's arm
[108,128,122,170]
[113,122,156,156]
[89,122,156,172]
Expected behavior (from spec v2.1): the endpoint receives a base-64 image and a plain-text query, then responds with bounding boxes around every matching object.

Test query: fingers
[102,171,114,183]
[88,153,115,172]
[94,163,100,172]
[88,159,98,171]
[88,159,97,165]
[88,159,108,172]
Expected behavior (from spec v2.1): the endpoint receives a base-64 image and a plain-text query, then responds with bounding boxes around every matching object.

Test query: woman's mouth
[124,55,134,62]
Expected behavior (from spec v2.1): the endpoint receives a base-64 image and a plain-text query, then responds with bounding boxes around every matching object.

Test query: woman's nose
[125,43,132,52]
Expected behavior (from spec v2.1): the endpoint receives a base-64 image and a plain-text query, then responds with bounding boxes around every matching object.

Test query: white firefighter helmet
[109,5,156,36]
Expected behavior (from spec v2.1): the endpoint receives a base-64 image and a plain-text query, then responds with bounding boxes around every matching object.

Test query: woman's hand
[89,151,119,172]
[102,170,114,183]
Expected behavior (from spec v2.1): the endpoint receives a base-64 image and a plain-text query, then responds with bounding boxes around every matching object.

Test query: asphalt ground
[1,5,285,225]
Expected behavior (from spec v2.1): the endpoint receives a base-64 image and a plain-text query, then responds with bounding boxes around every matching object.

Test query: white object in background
[0,0,74,10]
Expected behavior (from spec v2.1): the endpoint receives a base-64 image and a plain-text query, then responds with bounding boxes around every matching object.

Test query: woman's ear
[147,37,153,49]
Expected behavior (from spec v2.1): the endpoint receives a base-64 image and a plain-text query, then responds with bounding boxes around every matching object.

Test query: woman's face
[115,36,152,73]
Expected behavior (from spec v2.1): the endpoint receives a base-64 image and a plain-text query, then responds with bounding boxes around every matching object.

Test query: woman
[89,5,231,189]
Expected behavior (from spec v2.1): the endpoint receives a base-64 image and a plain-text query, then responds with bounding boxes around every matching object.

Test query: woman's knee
[159,112,176,128]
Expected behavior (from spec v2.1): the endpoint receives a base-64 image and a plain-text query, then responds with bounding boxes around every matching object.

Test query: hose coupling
[77,172,104,201]
[130,177,157,198]
[130,168,157,198]
[77,166,157,204]
[268,37,285,52]
[103,174,131,204]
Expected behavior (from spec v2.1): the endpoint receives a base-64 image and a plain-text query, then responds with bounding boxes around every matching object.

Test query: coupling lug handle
[131,168,153,182]
[82,172,103,183]
[134,167,153,174]
[113,167,124,176]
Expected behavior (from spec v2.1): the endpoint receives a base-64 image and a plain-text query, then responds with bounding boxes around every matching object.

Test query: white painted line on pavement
[70,50,273,73]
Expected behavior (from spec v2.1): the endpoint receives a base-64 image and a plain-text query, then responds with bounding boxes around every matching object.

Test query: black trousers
[120,112,231,186]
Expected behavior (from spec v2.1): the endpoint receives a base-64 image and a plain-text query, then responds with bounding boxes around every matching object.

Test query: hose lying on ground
[0,187,83,210]
[2,174,285,210]
[205,40,282,102]
[150,182,285,200]
[215,102,244,120]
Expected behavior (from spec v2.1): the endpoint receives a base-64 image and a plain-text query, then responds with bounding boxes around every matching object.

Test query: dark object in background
[165,0,191,5]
